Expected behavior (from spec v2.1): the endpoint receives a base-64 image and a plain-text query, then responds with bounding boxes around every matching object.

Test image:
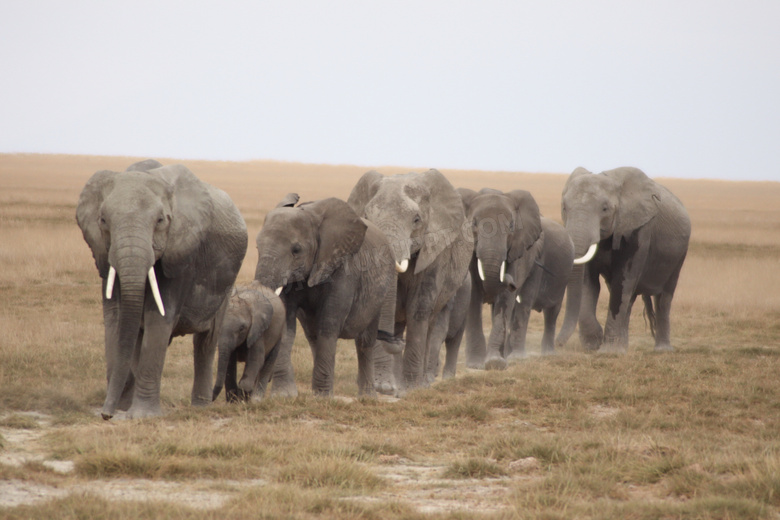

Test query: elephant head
[347,169,467,275]
[255,196,368,293]
[76,162,233,419]
[555,166,661,345]
[458,188,544,298]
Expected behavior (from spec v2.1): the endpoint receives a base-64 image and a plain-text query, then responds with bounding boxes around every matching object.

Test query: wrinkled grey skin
[555,167,691,352]
[458,188,548,369]
[493,218,574,367]
[348,169,473,394]
[76,160,247,419]
[212,281,285,403]
[425,271,472,382]
[255,196,397,397]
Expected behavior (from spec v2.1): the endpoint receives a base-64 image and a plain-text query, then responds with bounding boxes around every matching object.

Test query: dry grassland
[1,154,780,519]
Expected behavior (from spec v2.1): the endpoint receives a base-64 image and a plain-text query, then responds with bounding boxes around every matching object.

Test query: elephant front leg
[355,332,377,397]
[311,334,339,396]
[506,299,531,362]
[485,297,510,370]
[270,309,298,397]
[402,318,431,392]
[540,304,562,355]
[578,266,603,351]
[126,312,173,419]
[424,309,450,383]
[464,280,486,368]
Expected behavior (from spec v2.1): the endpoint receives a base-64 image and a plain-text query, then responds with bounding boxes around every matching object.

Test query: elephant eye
[413,214,422,226]
[291,243,302,255]
[602,204,609,213]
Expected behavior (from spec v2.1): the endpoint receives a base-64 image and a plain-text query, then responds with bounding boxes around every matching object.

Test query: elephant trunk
[255,253,289,294]
[239,341,265,394]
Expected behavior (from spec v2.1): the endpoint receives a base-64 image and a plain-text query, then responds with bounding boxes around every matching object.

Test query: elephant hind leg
[541,304,561,355]
[355,330,377,397]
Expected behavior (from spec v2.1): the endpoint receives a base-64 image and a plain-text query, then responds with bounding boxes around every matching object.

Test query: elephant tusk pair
[476,259,506,283]
[105,266,166,316]
[395,259,409,273]
[573,243,598,265]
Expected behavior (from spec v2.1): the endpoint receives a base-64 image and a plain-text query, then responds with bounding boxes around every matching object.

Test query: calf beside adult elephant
[555,167,691,352]
[348,169,473,393]
[459,188,574,370]
[254,195,397,397]
[212,281,285,403]
[76,160,247,419]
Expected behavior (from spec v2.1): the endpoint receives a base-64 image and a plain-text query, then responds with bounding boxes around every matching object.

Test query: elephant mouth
[105,265,166,316]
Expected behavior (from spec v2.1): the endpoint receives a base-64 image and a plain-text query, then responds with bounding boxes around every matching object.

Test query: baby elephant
[212,281,285,402]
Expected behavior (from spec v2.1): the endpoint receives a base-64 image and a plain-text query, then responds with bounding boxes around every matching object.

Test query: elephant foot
[654,342,674,352]
[442,368,456,380]
[270,380,299,398]
[484,356,507,371]
[377,333,405,355]
[126,402,163,419]
[507,351,527,363]
[541,346,557,357]
[599,341,627,354]
[374,375,397,396]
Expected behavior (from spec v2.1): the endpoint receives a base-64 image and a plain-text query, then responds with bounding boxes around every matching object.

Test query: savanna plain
[1,154,780,519]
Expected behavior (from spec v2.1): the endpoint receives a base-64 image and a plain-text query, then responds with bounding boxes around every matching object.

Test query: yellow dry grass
[1,153,780,519]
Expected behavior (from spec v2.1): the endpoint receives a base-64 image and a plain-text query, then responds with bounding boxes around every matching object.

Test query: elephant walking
[76,160,247,419]
[555,167,691,352]
[212,281,285,403]
[254,195,397,397]
[348,170,473,394]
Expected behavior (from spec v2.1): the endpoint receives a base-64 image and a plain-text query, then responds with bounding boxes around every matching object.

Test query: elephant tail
[642,295,656,339]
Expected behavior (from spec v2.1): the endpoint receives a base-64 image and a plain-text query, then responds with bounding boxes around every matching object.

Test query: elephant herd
[76,160,691,419]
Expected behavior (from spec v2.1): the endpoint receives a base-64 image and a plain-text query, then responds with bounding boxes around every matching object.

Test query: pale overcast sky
[1,1,778,180]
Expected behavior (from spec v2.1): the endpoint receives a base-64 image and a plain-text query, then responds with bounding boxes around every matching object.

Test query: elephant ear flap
[247,296,274,350]
[347,170,383,215]
[415,170,468,274]
[506,190,543,263]
[306,198,367,287]
[457,187,478,215]
[276,193,300,208]
[158,166,213,278]
[609,168,661,249]
[75,170,117,277]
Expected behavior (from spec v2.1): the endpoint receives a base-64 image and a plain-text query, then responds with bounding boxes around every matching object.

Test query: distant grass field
[1,154,779,519]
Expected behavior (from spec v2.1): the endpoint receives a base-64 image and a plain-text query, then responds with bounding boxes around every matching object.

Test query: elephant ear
[75,170,118,278]
[125,159,163,172]
[506,190,543,263]
[304,198,368,287]
[276,193,300,208]
[155,165,219,278]
[247,295,274,351]
[415,169,467,274]
[347,170,384,215]
[457,187,478,215]
[605,167,661,249]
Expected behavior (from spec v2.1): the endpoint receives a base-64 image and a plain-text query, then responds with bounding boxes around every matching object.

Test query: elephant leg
[311,333,338,396]
[424,309,450,384]
[464,281,486,368]
[270,308,299,397]
[541,304,562,355]
[506,300,531,363]
[603,291,636,352]
[402,318,431,392]
[578,266,603,351]
[224,348,240,402]
[442,326,465,380]
[355,331,377,397]
[191,326,220,407]
[652,259,683,352]
[126,313,173,419]
[250,339,282,401]
[374,321,404,396]
[485,297,510,370]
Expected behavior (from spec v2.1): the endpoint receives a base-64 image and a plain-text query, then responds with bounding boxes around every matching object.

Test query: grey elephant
[254,195,397,397]
[212,281,285,403]
[458,188,574,369]
[347,169,473,393]
[554,167,691,352]
[76,160,247,419]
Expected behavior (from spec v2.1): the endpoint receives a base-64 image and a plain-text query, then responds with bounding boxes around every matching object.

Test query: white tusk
[477,259,486,281]
[147,267,165,316]
[106,266,116,299]
[516,295,522,304]
[395,259,409,273]
[573,243,598,265]
[500,261,506,283]
[275,286,283,296]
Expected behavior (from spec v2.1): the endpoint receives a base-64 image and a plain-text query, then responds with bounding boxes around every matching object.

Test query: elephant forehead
[263,208,314,234]
[565,175,618,203]
[471,193,513,216]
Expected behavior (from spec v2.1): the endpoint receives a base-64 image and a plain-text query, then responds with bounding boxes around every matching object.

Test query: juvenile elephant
[76,160,247,419]
[212,281,285,403]
[254,195,397,397]
[347,169,473,393]
[555,167,691,352]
